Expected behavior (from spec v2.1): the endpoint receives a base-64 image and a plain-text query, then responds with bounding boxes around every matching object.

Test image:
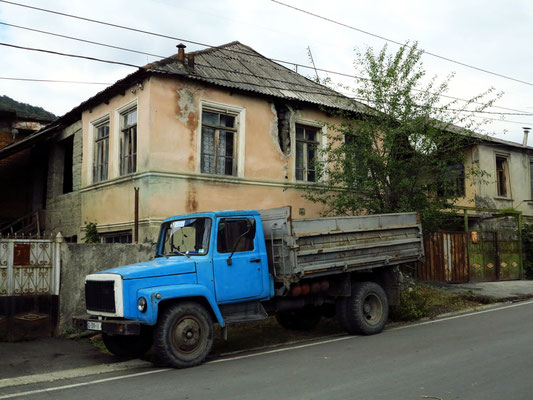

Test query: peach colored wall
[79,75,342,239]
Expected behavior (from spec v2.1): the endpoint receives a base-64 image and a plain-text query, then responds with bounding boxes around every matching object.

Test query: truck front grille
[85,280,116,313]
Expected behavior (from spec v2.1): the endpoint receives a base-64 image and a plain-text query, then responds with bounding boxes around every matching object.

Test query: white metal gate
[0,236,61,296]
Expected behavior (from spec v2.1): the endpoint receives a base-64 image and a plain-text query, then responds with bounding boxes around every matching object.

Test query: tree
[306,42,499,230]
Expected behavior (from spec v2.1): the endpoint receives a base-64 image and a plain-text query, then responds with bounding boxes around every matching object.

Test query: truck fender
[137,284,225,327]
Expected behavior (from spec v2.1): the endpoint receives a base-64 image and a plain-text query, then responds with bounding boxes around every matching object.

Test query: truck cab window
[217,219,255,253]
[160,218,211,256]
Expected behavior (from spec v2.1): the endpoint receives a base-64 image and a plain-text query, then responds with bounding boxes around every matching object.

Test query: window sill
[493,196,513,201]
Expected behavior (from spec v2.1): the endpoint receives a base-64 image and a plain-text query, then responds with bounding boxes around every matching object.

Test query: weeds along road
[3,300,533,400]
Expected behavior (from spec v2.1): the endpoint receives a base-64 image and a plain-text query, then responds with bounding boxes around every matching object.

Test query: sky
[1,0,533,144]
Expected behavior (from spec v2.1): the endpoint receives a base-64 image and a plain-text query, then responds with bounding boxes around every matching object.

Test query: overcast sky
[1,0,533,143]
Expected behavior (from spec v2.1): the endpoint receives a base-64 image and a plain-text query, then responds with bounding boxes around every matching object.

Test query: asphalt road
[3,300,533,400]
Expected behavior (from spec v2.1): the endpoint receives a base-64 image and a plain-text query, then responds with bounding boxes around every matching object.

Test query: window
[159,218,211,256]
[93,120,109,183]
[296,124,320,182]
[101,230,132,244]
[438,164,465,197]
[496,156,508,197]
[201,110,237,175]
[120,107,137,175]
[217,218,255,253]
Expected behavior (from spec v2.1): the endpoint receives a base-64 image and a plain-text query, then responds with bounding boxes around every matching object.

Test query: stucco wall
[78,75,341,242]
[58,242,155,334]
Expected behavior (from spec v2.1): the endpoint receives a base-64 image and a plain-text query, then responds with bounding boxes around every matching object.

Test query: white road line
[0,359,151,389]
[389,299,533,331]
[0,369,170,400]
[2,299,533,399]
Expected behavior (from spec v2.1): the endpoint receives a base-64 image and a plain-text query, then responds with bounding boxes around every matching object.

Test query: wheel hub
[362,293,383,325]
[172,317,203,354]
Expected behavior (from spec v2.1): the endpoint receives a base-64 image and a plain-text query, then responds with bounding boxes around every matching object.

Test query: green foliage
[305,42,499,231]
[0,95,56,120]
[390,286,430,321]
[521,223,533,279]
[82,221,99,244]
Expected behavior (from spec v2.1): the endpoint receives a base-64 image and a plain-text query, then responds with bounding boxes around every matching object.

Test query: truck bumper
[72,315,142,336]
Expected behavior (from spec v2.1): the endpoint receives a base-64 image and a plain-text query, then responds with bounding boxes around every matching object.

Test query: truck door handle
[250,258,261,263]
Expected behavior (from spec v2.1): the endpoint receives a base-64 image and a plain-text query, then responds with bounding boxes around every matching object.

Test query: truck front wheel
[341,281,388,335]
[102,327,153,357]
[154,302,214,368]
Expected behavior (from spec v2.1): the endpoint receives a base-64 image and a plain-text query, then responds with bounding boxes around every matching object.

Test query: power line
[0,76,111,84]
[1,0,531,115]
[3,41,533,122]
[0,21,165,58]
[270,0,533,88]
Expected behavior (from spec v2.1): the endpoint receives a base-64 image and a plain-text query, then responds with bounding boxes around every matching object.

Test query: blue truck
[73,206,423,368]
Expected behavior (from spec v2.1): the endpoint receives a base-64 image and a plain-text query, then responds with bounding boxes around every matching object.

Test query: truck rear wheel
[102,327,153,357]
[276,306,321,331]
[154,302,213,368]
[342,281,388,335]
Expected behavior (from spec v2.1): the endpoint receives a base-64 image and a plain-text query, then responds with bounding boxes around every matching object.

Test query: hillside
[0,95,56,121]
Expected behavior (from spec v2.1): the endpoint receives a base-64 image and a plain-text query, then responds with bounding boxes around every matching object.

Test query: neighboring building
[453,130,533,223]
[0,98,55,234]
[1,42,364,242]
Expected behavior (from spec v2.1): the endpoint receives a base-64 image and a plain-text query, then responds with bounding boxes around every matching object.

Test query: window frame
[198,100,246,178]
[119,105,137,176]
[495,154,510,198]
[216,218,256,254]
[294,122,324,183]
[91,116,110,184]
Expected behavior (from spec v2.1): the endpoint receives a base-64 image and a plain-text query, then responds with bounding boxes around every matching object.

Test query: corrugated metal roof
[147,41,368,113]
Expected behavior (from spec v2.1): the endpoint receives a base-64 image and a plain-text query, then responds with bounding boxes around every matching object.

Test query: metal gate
[419,232,469,283]
[0,236,61,341]
[468,230,521,282]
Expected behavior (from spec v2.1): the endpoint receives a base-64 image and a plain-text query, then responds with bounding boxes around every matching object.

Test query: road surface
[2,300,533,400]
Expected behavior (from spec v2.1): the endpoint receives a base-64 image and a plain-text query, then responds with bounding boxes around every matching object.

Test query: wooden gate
[419,232,469,283]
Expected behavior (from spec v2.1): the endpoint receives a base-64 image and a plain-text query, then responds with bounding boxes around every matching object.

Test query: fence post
[54,232,63,295]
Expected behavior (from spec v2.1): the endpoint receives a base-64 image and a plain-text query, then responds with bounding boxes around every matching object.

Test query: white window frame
[115,100,138,177]
[197,100,246,178]
[293,119,326,183]
[89,114,110,185]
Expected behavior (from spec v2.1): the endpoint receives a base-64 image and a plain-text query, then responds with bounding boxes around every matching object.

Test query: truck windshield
[158,218,212,257]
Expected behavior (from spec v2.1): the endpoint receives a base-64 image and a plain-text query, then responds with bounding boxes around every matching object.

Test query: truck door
[213,217,264,303]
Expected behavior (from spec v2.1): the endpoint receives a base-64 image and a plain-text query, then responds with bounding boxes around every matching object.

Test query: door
[213,217,264,303]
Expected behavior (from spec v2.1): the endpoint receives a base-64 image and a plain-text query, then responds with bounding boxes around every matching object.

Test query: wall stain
[185,179,198,213]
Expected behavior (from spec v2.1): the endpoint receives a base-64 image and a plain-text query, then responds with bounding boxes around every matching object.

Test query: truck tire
[335,297,350,331]
[343,281,388,335]
[276,306,321,331]
[154,302,213,368]
[102,327,153,357]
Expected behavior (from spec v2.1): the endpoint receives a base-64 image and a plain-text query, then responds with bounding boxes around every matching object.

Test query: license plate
[87,321,102,331]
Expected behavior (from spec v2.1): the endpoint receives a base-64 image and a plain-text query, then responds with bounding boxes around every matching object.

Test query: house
[0,97,55,234]
[0,41,365,242]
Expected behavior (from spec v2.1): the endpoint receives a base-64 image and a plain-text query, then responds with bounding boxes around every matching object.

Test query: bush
[390,286,430,321]
[522,223,533,279]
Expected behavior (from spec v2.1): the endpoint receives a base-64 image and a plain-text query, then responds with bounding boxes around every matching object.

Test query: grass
[88,283,496,357]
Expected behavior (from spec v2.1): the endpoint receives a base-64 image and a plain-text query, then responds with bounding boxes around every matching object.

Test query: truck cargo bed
[259,207,423,283]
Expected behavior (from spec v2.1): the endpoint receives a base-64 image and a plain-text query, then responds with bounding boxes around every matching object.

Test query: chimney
[176,43,186,62]
[523,127,531,146]
[187,53,195,69]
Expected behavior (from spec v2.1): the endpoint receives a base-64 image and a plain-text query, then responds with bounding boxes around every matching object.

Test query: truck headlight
[137,297,147,313]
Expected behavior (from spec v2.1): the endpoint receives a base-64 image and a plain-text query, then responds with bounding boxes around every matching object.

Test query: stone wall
[45,122,83,240]
[58,242,155,334]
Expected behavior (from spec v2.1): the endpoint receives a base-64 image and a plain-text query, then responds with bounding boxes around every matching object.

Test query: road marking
[2,299,533,399]
[390,299,533,331]
[0,369,170,400]
[0,359,151,389]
